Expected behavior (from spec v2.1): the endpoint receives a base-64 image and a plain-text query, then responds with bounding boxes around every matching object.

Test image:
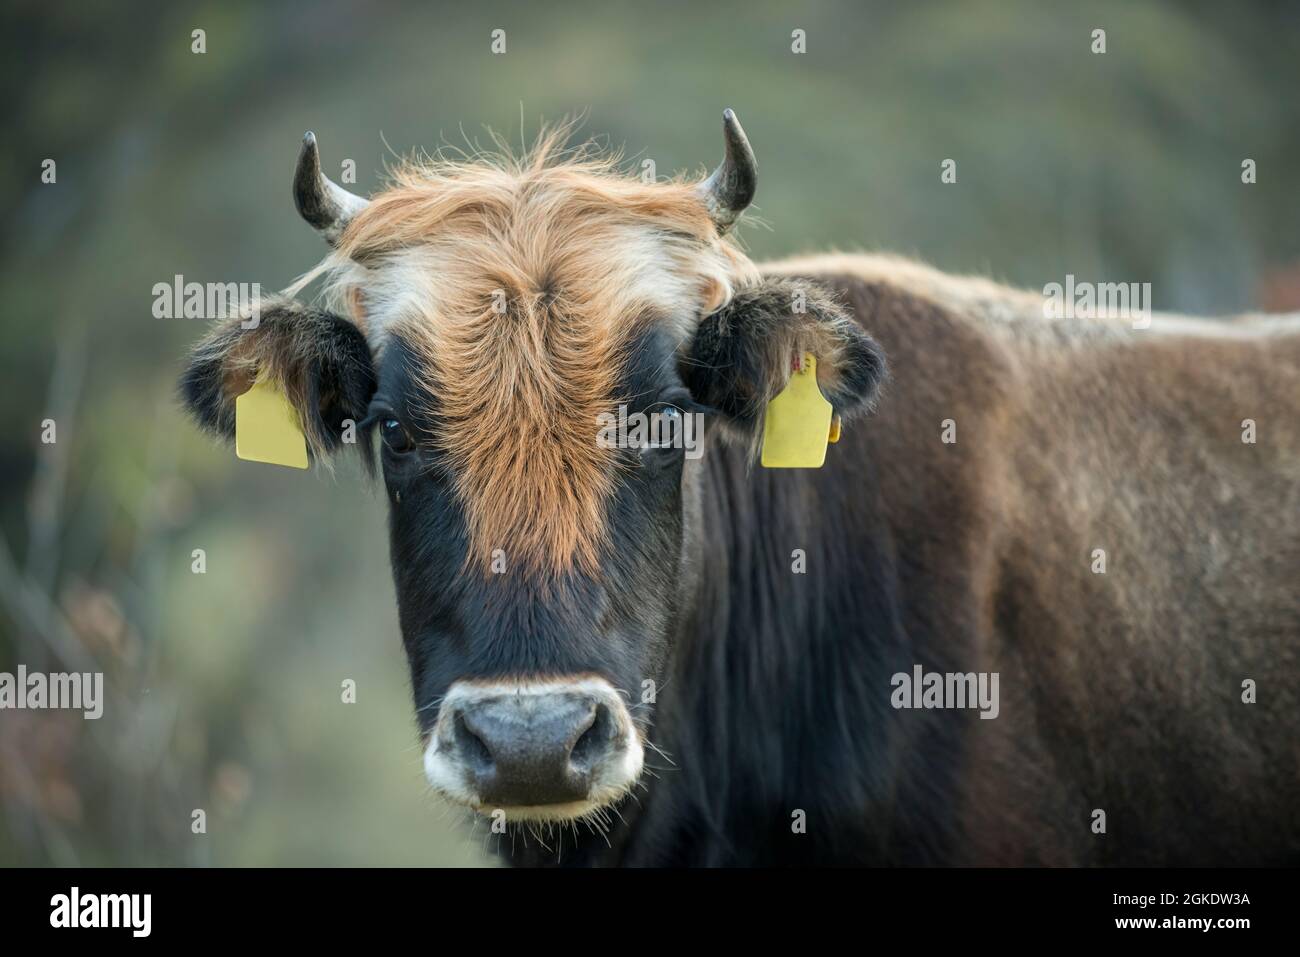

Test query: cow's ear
[681,277,886,447]
[179,298,376,460]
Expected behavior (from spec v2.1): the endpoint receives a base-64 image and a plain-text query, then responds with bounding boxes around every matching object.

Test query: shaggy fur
[315,129,757,576]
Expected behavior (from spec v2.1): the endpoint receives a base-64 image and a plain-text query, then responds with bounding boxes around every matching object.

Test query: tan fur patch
[320,128,757,577]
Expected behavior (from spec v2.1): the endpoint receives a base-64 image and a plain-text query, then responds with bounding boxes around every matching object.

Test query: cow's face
[182,113,885,823]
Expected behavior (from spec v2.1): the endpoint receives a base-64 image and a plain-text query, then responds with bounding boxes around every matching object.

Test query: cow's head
[181,112,886,824]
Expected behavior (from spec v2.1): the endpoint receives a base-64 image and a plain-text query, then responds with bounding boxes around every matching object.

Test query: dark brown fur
[736,261,1300,864]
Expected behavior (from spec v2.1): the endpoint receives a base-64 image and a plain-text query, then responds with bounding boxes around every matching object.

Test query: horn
[697,109,757,234]
[294,131,369,245]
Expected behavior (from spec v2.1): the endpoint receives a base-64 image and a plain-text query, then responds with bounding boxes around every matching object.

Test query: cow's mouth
[421,677,645,822]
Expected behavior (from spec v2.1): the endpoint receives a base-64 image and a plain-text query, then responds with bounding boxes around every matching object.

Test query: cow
[181,111,1300,866]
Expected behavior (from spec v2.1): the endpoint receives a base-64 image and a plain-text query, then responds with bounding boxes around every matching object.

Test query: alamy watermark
[50,887,150,937]
[152,274,261,328]
[0,666,103,719]
[596,404,703,459]
[891,665,1000,719]
[1043,273,1151,329]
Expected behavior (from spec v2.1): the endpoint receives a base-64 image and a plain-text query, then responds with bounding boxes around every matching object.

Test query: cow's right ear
[179,298,376,459]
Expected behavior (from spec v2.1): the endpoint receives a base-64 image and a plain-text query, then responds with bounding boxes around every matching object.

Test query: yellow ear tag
[235,379,308,470]
[760,353,834,468]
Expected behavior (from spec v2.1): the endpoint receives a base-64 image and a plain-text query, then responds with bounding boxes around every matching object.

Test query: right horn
[696,109,757,234]
[293,131,369,246]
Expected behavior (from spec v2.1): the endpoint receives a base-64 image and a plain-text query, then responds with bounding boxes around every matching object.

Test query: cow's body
[513,254,1300,866]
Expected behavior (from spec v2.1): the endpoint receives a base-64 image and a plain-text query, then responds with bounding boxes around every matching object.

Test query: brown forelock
[329,129,752,578]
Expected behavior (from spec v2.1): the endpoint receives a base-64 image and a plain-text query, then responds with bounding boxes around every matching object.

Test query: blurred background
[2,0,1299,866]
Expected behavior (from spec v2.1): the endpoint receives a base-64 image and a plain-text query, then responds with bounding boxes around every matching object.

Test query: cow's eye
[381,418,414,454]
[638,401,691,462]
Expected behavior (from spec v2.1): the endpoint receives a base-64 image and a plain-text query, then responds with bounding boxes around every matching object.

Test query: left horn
[294,131,369,245]
[697,109,757,234]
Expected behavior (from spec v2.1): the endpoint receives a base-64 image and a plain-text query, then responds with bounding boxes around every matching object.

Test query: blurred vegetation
[2,0,1299,866]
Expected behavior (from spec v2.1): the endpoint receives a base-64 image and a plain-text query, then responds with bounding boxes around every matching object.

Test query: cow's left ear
[179,297,377,460]
[681,277,887,445]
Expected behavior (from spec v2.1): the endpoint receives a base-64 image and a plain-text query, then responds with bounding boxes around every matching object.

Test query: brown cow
[181,112,1300,865]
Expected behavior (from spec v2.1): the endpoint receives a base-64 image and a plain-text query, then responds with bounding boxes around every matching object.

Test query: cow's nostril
[569,703,611,769]
[453,711,494,772]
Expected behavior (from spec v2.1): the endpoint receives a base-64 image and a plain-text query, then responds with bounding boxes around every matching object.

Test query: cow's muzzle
[423,677,644,821]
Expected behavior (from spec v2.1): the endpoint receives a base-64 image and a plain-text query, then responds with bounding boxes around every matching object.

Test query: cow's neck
[614,440,937,865]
